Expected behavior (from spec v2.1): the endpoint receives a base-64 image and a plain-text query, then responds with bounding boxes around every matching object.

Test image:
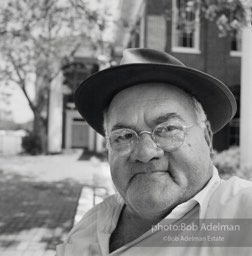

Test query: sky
[11,86,34,124]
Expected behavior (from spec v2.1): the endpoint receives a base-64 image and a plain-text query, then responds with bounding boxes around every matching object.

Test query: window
[230,29,242,57]
[172,0,200,53]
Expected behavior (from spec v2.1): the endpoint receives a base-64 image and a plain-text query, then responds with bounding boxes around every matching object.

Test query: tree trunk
[32,61,51,154]
[33,111,47,154]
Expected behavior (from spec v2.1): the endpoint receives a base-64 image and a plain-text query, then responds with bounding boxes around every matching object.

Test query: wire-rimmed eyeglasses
[106,121,205,156]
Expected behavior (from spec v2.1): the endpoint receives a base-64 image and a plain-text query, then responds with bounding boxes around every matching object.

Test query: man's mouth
[130,169,172,182]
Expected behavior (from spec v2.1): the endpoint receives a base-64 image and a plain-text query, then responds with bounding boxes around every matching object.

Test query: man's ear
[204,120,213,154]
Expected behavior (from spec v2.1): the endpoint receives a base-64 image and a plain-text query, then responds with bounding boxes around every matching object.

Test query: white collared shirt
[57,167,225,256]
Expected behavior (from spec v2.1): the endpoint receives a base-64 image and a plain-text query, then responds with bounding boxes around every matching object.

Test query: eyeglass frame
[106,120,206,155]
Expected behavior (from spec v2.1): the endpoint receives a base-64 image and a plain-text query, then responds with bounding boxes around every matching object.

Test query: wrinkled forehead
[107,83,197,124]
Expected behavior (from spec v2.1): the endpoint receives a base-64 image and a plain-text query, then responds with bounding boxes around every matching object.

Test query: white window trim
[230,51,241,57]
[171,0,201,54]
[172,47,201,54]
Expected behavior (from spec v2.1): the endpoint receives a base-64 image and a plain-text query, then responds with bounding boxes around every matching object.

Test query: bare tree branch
[8,53,36,113]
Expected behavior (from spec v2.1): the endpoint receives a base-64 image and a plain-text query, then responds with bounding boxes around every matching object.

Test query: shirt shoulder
[65,194,122,243]
[218,176,252,199]
[206,176,252,218]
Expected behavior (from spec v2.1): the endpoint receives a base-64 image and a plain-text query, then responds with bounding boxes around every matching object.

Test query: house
[112,0,242,152]
[48,0,245,155]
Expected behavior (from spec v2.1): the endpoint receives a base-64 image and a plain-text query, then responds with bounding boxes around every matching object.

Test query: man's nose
[130,133,164,163]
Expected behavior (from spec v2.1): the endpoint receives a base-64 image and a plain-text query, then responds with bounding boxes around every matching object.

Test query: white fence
[0,130,26,155]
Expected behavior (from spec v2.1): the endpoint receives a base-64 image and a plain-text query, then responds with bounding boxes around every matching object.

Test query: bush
[212,146,252,180]
[22,133,42,155]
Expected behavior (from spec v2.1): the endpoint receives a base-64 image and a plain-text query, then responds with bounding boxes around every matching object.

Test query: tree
[171,0,252,36]
[0,0,112,154]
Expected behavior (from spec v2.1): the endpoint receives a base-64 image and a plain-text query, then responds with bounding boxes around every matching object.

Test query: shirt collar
[194,166,221,218]
[193,166,220,206]
[164,166,221,220]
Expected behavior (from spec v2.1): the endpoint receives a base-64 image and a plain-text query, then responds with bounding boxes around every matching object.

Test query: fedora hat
[74,48,237,136]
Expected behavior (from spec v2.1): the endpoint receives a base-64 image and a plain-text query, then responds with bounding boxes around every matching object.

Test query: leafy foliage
[22,132,42,155]
[199,0,252,36]
[0,0,111,83]
[212,146,252,180]
[165,0,252,37]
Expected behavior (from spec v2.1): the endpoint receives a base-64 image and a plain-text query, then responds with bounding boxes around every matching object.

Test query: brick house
[50,0,242,154]
[112,0,241,151]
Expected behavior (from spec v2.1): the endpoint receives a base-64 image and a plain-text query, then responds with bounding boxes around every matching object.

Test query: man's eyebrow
[110,113,185,132]
[111,123,137,132]
[154,113,185,124]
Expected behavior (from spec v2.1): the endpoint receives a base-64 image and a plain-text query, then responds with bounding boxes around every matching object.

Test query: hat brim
[74,63,237,136]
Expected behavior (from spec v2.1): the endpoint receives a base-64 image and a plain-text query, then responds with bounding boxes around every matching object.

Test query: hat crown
[120,48,186,67]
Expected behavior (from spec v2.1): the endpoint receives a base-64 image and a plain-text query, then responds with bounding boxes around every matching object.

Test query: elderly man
[56,48,252,255]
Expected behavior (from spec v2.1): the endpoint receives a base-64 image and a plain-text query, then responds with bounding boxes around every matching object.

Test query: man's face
[106,83,213,219]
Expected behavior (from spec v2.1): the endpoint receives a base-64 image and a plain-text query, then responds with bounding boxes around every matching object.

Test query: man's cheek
[110,162,123,184]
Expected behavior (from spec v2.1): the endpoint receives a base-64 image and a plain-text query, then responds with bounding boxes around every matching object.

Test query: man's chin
[126,198,175,220]
[126,188,179,218]
[129,171,177,192]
